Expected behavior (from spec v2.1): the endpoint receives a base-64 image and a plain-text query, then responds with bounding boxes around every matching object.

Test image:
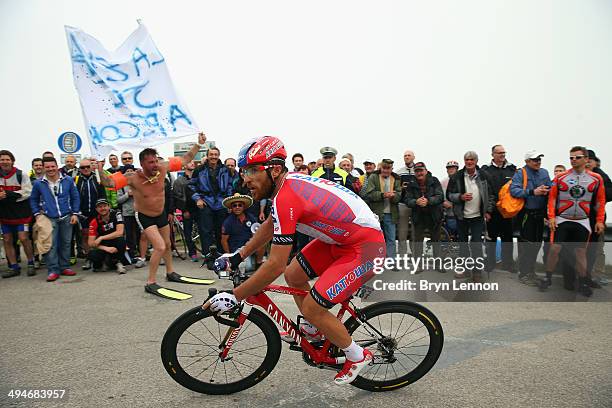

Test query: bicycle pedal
[289,344,302,352]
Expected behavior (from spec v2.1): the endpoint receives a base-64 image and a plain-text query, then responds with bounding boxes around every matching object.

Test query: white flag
[65,23,199,158]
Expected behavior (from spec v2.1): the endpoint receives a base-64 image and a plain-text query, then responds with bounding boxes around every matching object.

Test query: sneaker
[34,260,41,269]
[133,257,146,268]
[160,258,165,266]
[595,276,609,286]
[538,277,552,291]
[587,278,602,289]
[82,260,92,270]
[116,262,127,274]
[69,257,77,265]
[27,263,36,276]
[191,254,199,262]
[47,272,59,282]
[579,283,593,297]
[503,263,518,274]
[519,275,538,286]
[334,349,373,385]
[61,269,76,276]
[2,269,21,279]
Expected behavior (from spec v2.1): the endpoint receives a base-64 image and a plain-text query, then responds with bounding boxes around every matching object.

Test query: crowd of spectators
[0,142,609,297]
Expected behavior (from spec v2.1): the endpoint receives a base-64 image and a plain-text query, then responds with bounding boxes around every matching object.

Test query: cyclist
[207,136,386,385]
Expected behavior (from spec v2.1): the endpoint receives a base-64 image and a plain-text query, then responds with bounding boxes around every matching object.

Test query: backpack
[496,168,527,219]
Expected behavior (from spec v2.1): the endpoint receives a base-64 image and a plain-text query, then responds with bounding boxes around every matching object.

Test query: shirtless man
[98,132,206,292]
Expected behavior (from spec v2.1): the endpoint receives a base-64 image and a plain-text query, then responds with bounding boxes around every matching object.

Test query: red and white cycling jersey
[271,173,381,246]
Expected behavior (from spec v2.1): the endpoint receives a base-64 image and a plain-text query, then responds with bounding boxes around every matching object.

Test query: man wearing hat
[358,159,377,201]
[311,146,357,193]
[403,162,445,261]
[221,193,265,268]
[585,149,611,286]
[510,149,552,285]
[87,198,128,273]
[363,159,402,259]
[441,160,460,236]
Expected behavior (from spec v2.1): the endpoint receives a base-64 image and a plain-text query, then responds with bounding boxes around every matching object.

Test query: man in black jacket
[446,151,495,280]
[586,149,611,287]
[75,158,106,269]
[403,162,444,261]
[481,145,517,273]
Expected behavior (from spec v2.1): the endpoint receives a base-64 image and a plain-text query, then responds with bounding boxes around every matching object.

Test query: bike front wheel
[161,306,282,395]
[344,301,444,392]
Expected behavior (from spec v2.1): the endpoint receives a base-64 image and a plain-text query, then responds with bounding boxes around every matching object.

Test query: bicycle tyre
[161,306,282,395]
[190,222,202,254]
[173,220,188,258]
[344,301,443,392]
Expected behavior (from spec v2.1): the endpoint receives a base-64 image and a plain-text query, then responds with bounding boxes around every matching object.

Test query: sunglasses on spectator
[231,203,244,208]
[529,158,542,162]
[569,155,585,160]
[80,166,91,169]
[121,157,133,161]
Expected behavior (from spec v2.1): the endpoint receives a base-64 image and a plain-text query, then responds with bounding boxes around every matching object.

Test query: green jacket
[364,171,402,223]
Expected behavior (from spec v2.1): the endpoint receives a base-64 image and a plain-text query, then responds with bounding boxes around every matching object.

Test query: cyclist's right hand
[213,251,243,273]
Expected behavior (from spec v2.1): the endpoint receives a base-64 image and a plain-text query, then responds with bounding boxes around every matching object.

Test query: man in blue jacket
[30,157,80,282]
[189,147,233,254]
[510,150,552,286]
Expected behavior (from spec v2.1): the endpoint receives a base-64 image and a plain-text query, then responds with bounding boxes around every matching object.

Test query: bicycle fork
[216,303,252,362]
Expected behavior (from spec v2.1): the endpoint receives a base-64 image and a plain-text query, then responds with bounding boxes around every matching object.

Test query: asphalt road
[1,259,611,408]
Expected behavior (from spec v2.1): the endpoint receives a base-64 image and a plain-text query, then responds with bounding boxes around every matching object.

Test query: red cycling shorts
[295,228,386,308]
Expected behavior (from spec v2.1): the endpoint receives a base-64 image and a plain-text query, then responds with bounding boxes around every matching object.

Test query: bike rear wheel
[161,306,281,395]
[173,219,188,258]
[344,301,443,392]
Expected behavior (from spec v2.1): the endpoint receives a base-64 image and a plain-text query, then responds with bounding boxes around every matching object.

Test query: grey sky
[1,0,611,182]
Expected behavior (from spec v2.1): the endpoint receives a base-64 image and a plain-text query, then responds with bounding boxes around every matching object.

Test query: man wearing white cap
[510,150,552,285]
[311,147,356,192]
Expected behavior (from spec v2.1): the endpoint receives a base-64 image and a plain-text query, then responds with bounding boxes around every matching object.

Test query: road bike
[172,212,202,259]
[161,266,444,394]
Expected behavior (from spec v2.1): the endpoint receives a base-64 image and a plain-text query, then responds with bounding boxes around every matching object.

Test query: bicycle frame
[219,284,358,366]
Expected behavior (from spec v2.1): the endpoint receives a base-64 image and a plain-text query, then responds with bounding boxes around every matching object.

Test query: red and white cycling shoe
[334,349,373,385]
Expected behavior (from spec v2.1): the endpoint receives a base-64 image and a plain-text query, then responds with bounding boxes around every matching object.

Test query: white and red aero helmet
[237,136,287,168]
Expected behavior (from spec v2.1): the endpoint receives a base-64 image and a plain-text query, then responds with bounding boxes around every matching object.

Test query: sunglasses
[231,203,244,208]
[80,166,91,169]
[569,155,585,160]
[242,165,269,177]
[121,157,133,161]
[529,158,542,162]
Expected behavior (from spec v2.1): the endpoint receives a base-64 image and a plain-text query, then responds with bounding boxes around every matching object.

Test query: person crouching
[87,199,128,273]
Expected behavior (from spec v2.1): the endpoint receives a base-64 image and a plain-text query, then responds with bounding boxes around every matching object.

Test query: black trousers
[88,238,127,269]
[485,211,515,270]
[123,216,141,258]
[517,209,545,277]
[413,217,442,258]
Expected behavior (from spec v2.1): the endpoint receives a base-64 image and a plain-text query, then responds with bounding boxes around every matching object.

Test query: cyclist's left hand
[207,292,238,314]
[213,251,243,273]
